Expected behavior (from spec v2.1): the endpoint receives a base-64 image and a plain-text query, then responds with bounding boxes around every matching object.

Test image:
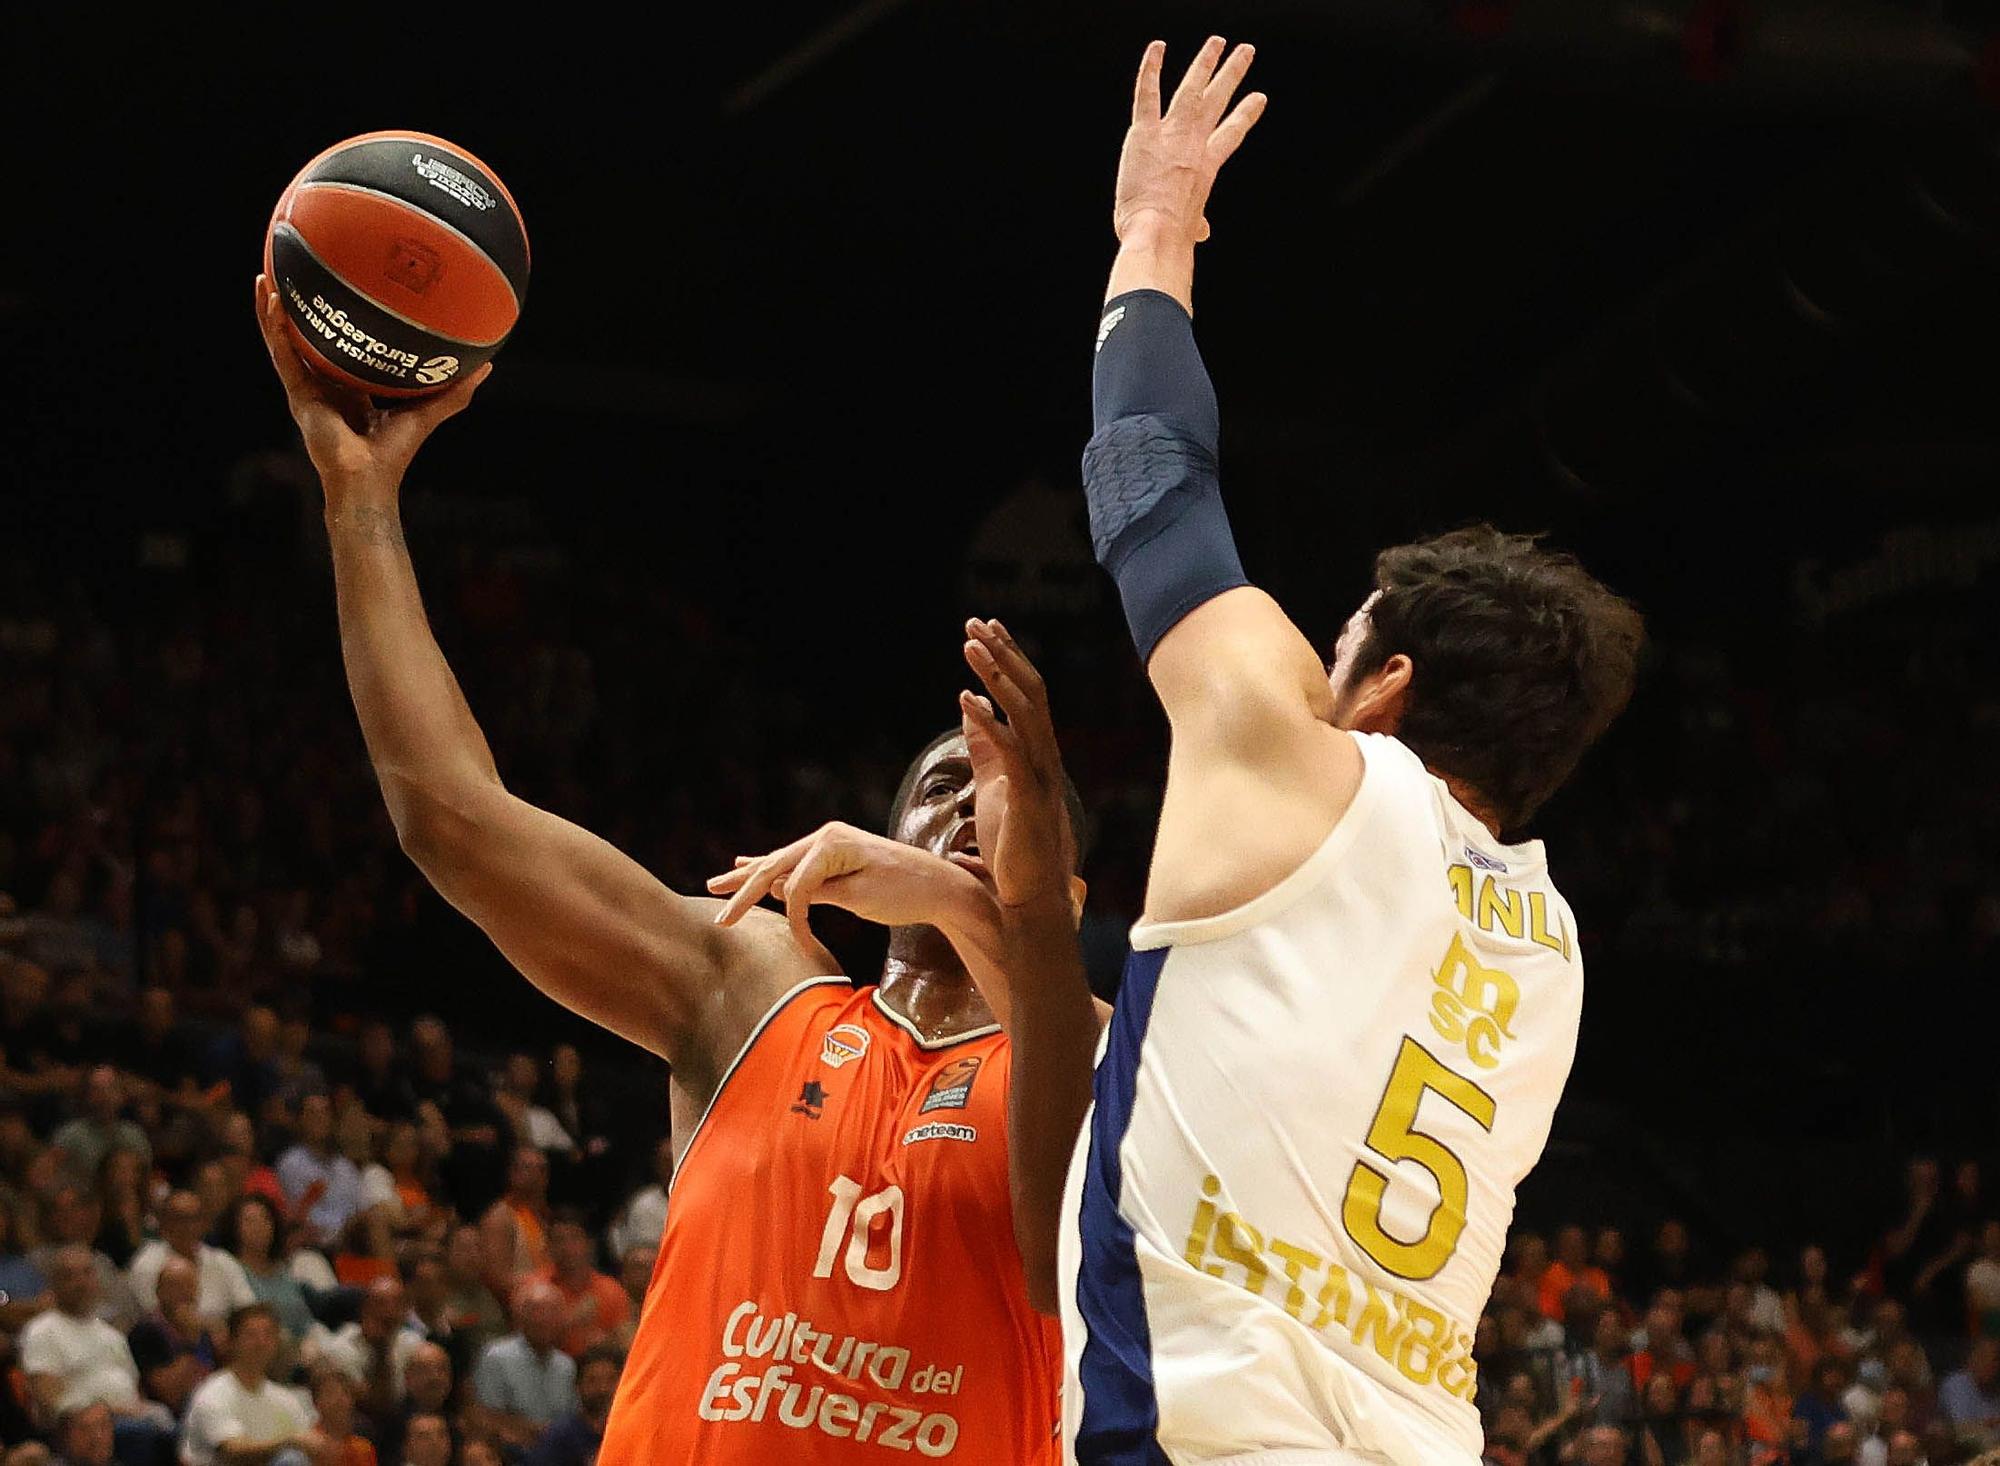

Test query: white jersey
[1059,732,1584,1466]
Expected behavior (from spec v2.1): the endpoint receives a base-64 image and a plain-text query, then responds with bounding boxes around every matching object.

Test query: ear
[1067,875,1089,925]
[1347,653,1414,734]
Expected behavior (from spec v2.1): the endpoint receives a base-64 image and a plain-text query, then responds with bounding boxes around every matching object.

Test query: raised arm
[1086,40,1361,923]
[255,279,818,1092]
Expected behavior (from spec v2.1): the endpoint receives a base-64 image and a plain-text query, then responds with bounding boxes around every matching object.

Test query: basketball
[263,130,528,399]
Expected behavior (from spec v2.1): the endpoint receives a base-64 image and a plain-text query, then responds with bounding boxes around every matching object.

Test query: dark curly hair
[1352,525,1644,833]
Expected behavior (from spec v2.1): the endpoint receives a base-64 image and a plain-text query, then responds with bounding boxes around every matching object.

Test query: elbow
[380,769,500,874]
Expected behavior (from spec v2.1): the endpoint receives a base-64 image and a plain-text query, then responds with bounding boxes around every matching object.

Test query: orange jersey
[599,979,1061,1465]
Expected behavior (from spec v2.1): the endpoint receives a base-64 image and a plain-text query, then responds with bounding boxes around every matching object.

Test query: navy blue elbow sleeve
[1084,289,1247,661]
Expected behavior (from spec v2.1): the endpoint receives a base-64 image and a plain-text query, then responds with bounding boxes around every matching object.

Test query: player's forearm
[323,483,503,850]
[991,895,1099,1314]
[1106,216,1199,313]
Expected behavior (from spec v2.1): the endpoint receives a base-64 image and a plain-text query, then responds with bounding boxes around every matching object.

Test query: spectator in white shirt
[605,1139,673,1262]
[128,1191,254,1326]
[274,1095,360,1251]
[18,1247,174,1455]
[469,1282,576,1452]
[303,1276,422,1422]
[494,1057,571,1156]
[180,1304,330,1466]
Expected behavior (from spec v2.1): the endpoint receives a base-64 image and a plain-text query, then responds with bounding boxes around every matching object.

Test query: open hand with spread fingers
[1114,36,1267,246]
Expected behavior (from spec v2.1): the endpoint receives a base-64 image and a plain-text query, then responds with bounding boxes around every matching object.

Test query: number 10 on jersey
[816,1175,906,1292]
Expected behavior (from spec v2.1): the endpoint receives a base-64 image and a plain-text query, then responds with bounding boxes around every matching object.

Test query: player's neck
[877,925,996,1043]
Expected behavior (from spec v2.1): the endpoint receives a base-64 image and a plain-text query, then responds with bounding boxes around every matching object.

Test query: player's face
[892,736,978,863]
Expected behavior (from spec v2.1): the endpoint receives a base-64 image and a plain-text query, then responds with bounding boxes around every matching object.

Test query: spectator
[375,1343,452,1466]
[1688,1427,1729,1466]
[111,989,201,1112]
[52,1402,114,1466]
[540,1046,612,1207]
[1966,1221,2000,1341]
[405,1021,501,1206]
[0,1194,52,1327]
[493,1057,569,1156]
[305,1277,421,1425]
[1542,1227,1612,1324]
[129,1191,254,1325]
[128,1256,218,1418]
[402,1254,452,1349]
[457,1442,502,1466]
[1571,1423,1627,1466]
[339,1024,411,1125]
[487,1149,550,1276]
[223,1196,315,1346]
[31,1183,136,1330]
[1635,1374,1687,1466]
[19,1247,174,1455]
[604,1139,671,1262]
[1822,1420,1860,1464]
[392,1417,449,1466]
[179,1304,322,1466]
[1732,1248,1787,1336]
[1569,1311,1639,1427]
[50,1069,148,1182]
[535,1211,627,1359]
[519,1345,620,1466]
[356,1123,439,1247]
[1938,1337,2000,1452]
[1795,1356,1852,1461]
[438,1227,504,1367]
[205,1008,283,1120]
[610,1246,652,1352]
[468,1282,576,1452]
[275,1095,360,1252]
[92,1148,149,1271]
[306,1371,375,1466]
[214,1113,284,1215]
[1860,1386,1917,1466]
[270,1012,326,1116]
[1630,1291,1696,1394]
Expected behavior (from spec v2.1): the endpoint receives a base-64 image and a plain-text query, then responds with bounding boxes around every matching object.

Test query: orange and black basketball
[264,131,528,399]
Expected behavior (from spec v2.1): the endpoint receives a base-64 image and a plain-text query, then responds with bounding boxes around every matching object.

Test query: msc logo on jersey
[918,1057,982,1114]
[821,1024,871,1069]
[1428,932,1520,1070]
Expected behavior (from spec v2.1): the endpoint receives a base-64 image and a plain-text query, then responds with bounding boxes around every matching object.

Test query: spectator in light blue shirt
[274,1093,360,1250]
[470,1281,577,1453]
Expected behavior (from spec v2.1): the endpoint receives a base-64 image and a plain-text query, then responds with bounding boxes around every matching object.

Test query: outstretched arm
[1086,41,1360,924]
[255,278,820,1092]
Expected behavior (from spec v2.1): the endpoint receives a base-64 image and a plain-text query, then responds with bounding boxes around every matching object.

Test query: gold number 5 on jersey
[1341,1036,1498,1281]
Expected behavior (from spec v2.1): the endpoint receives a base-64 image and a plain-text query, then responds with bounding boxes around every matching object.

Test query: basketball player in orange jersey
[253,275,1094,1463]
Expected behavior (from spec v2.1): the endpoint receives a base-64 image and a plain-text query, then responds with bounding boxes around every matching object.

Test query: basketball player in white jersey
[1050,37,1646,1466]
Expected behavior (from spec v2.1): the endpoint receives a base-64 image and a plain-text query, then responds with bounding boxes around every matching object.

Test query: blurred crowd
[1471,1160,2000,1466]
[0,962,671,1466]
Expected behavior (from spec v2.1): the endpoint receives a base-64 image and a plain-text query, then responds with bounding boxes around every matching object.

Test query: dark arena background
[3,5,1999,1465]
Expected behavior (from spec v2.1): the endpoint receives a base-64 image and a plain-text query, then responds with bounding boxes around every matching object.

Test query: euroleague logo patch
[414,355,461,386]
[821,1024,871,1070]
[918,1056,982,1114]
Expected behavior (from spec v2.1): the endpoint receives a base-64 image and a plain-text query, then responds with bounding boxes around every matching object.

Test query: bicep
[1144,589,1360,923]
[406,788,822,1080]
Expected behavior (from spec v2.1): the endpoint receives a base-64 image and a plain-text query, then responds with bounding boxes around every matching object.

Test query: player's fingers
[965,634,1060,776]
[782,844,839,950]
[255,276,317,401]
[703,864,752,895]
[1167,35,1226,118]
[711,857,777,924]
[1132,39,1166,125]
[971,618,1048,703]
[1199,42,1255,125]
[1205,91,1268,172]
